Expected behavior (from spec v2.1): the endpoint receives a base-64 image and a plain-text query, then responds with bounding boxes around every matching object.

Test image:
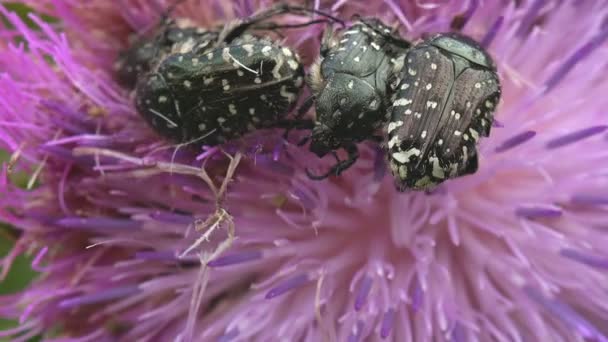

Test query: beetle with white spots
[115,18,217,89]
[387,32,501,191]
[131,4,338,146]
[305,17,411,179]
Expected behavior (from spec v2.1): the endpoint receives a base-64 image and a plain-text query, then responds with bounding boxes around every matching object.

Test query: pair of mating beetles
[115,3,501,191]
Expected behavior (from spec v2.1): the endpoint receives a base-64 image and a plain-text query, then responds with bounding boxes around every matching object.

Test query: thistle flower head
[1,1,608,341]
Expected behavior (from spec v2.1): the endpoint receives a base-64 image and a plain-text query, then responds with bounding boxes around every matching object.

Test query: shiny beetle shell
[115,18,218,88]
[135,36,305,145]
[308,18,411,157]
[387,32,501,191]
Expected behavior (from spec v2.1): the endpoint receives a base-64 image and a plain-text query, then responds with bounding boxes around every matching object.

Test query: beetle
[305,17,411,179]
[132,4,341,146]
[115,17,218,89]
[387,32,501,191]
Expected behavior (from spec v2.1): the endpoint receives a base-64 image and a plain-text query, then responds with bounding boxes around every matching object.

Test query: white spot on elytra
[280,85,296,103]
[198,123,206,131]
[475,82,481,88]
[158,96,167,103]
[392,148,421,164]
[387,120,404,133]
[183,80,191,88]
[354,56,361,62]
[388,135,400,148]
[431,63,437,70]
[404,109,412,115]
[400,83,409,90]
[430,157,445,178]
[421,130,427,138]
[408,68,417,76]
[288,59,299,70]
[228,104,237,115]
[282,47,293,57]
[454,130,462,136]
[371,42,381,50]
[469,128,480,141]
[262,45,272,56]
[254,77,262,84]
[242,44,254,56]
[426,83,432,90]
[426,101,438,109]
[369,100,377,109]
[295,77,303,87]
[237,70,244,77]
[394,98,412,106]
[348,80,354,89]
[222,48,231,62]
[249,108,255,115]
[217,117,226,123]
[455,113,461,120]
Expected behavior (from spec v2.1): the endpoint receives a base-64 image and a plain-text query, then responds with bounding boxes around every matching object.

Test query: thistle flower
[1,1,608,341]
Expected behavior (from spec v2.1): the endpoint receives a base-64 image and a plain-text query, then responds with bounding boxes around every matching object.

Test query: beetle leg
[297,136,311,146]
[280,96,316,140]
[295,95,315,119]
[306,143,359,180]
[370,135,384,143]
[320,23,335,57]
[222,4,343,43]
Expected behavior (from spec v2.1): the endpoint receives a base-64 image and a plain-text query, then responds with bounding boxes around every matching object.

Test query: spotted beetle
[305,17,411,179]
[387,32,501,191]
[115,17,218,89]
[133,4,340,146]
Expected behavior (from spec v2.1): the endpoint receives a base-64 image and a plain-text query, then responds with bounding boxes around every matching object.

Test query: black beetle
[132,4,341,146]
[387,32,501,191]
[305,17,411,179]
[115,17,218,89]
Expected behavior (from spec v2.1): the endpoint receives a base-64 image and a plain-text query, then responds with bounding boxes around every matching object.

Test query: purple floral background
[1,0,608,341]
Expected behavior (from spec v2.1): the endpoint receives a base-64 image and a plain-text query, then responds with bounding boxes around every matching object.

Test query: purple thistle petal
[546,125,607,149]
[380,309,395,339]
[516,0,545,37]
[265,274,310,299]
[451,323,466,342]
[218,328,239,342]
[560,249,608,270]
[545,26,608,92]
[31,246,48,271]
[149,211,194,224]
[291,187,316,210]
[208,250,263,267]
[59,286,141,309]
[494,130,536,153]
[481,16,503,48]
[525,287,608,342]
[411,280,424,312]
[354,275,372,311]
[347,320,364,342]
[515,205,563,219]
[570,194,608,206]
[55,217,142,230]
